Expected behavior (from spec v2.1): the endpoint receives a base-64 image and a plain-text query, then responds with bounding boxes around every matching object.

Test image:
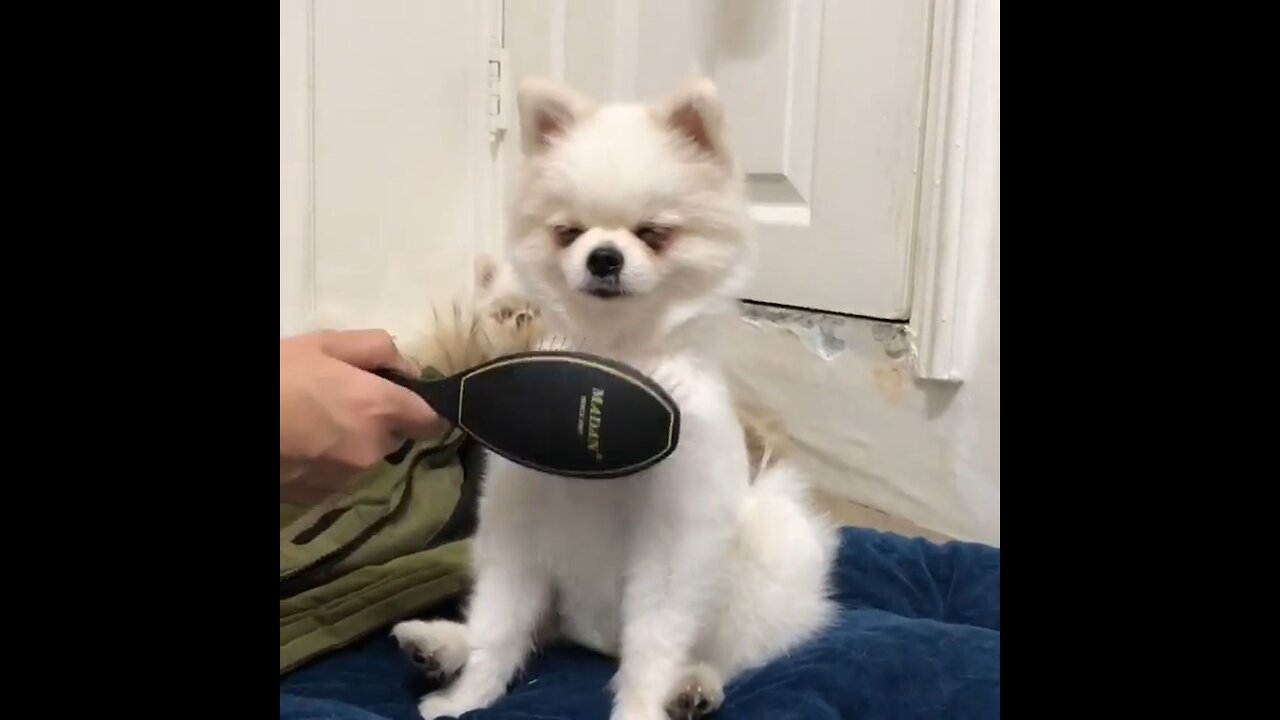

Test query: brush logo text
[585,387,604,461]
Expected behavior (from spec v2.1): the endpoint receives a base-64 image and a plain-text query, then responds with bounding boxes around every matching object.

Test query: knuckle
[314,329,341,352]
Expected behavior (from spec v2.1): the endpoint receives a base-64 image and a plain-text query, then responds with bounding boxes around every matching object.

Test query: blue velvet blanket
[280,527,1000,720]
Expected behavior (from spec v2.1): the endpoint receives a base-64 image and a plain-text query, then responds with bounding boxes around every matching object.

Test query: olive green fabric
[279,435,475,675]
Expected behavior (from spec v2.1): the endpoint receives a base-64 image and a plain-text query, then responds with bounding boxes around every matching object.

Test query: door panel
[280,0,496,338]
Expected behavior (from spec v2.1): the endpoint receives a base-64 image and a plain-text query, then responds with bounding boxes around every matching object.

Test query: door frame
[909,0,999,382]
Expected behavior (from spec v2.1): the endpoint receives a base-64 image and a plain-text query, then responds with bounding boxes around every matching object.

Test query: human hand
[280,329,444,493]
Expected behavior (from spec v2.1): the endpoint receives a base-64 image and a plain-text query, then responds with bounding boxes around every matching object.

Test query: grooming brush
[376,350,680,479]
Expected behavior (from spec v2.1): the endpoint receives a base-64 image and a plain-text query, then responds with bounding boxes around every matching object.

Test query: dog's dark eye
[553,225,584,247]
[633,224,675,249]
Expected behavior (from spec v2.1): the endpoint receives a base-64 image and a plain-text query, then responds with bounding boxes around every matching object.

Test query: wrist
[280,458,308,484]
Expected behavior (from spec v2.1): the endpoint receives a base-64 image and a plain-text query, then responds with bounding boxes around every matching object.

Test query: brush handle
[374,368,463,422]
[373,368,462,463]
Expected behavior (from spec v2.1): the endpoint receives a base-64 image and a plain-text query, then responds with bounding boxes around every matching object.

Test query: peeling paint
[738,303,916,364]
[738,304,850,360]
[871,322,913,360]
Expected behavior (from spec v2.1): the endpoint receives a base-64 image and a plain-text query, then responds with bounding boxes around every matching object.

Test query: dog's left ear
[656,78,731,166]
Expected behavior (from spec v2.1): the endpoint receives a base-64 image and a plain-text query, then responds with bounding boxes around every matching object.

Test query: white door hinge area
[488,44,510,139]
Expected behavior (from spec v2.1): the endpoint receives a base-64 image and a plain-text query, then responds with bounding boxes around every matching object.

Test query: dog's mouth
[581,279,629,299]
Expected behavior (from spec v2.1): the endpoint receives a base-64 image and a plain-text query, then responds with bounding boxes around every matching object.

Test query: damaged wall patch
[739,304,851,360]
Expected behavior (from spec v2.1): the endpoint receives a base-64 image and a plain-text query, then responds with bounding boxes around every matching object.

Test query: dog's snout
[586,245,624,278]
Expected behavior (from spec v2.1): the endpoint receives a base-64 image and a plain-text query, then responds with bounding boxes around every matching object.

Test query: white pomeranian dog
[393,77,838,720]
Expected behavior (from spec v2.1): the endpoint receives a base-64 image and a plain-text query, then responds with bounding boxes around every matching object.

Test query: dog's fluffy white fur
[393,77,837,720]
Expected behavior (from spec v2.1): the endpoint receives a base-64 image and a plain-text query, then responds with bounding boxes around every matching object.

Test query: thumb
[321,329,421,377]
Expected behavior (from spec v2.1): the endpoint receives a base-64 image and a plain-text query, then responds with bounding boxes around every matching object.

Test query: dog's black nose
[586,245,624,278]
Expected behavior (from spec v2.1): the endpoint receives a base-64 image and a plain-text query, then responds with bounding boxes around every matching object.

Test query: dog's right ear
[517,77,594,156]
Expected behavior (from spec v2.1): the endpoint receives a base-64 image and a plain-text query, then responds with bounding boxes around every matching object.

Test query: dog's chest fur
[478,349,745,657]
[531,473,632,654]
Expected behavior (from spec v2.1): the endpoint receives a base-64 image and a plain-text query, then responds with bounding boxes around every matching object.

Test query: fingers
[309,426,404,476]
[321,329,421,377]
[382,384,446,442]
[322,329,442,444]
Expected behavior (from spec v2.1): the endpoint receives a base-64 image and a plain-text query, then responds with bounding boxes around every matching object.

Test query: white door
[502,0,933,319]
[279,0,500,338]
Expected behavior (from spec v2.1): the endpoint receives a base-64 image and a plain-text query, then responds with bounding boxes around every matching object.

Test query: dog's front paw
[417,689,488,720]
[665,664,724,719]
[392,620,468,685]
